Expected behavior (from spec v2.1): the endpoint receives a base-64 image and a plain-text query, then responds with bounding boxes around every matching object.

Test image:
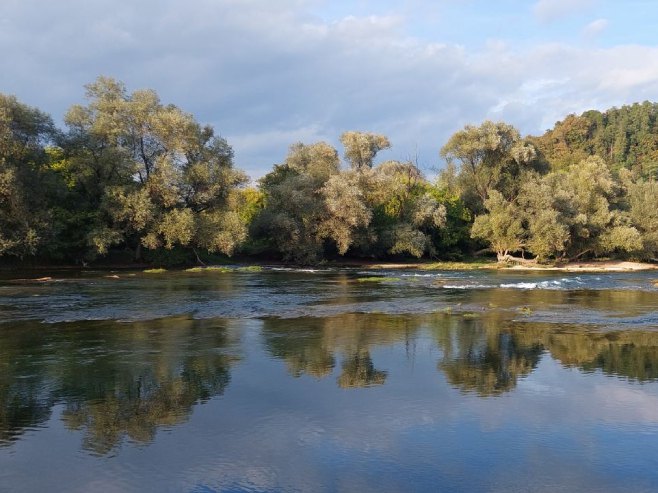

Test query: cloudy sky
[2,0,658,178]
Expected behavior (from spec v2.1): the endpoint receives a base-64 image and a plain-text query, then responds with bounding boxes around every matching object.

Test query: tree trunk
[497,253,535,264]
[193,248,206,266]
[570,249,592,262]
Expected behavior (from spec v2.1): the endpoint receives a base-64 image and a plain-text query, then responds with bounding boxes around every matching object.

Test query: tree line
[1,77,658,265]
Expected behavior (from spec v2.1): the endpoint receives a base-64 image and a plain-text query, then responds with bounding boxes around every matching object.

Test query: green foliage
[236,265,263,272]
[475,156,643,261]
[319,170,372,255]
[535,102,658,178]
[519,173,570,260]
[0,94,60,258]
[63,77,248,261]
[339,131,390,171]
[625,178,658,258]
[418,259,495,270]
[185,266,232,272]
[236,187,265,224]
[3,85,658,267]
[365,160,446,258]
[253,143,337,263]
[252,136,447,262]
[356,276,401,283]
[426,179,473,255]
[471,190,524,259]
[440,120,539,213]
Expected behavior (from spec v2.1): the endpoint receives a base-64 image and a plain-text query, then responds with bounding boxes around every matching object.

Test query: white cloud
[582,18,609,38]
[0,0,657,177]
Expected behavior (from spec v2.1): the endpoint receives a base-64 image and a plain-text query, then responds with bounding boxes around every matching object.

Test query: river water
[1,267,658,492]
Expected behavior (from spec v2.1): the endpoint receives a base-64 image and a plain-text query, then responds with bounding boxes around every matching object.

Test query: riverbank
[357,259,658,272]
[2,257,657,278]
[506,260,658,272]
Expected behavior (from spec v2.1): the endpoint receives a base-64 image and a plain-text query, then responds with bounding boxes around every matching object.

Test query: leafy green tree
[318,170,372,255]
[625,177,658,259]
[254,135,448,261]
[253,142,340,262]
[471,190,524,261]
[429,168,474,257]
[520,156,641,261]
[440,121,538,213]
[0,94,58,258]
[367,160,446,257]
[519,173,571,261]
[340,131,391,171]
[530,114,593,171]
[64,77,247,260]
[561,156,641,259]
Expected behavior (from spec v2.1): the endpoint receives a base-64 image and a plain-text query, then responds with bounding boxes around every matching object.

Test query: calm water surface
[2,267,658,492]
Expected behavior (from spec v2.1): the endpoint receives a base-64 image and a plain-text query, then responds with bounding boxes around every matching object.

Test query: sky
[1,0,658,179]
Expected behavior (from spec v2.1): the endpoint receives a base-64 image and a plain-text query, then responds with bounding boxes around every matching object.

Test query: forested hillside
[1,78,658,266]
[533,102,658,177]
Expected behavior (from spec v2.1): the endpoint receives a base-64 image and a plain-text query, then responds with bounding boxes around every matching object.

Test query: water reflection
[434,317,544,396]
[3,271,658,491]
[0,322,55,443]
[261,314,418,385]
[262,317,335,378]
[261,313,658,396]
[434,317,658,396]
[520,324,658,382]
[455,286,658,324]
[3,311,658,455]
[338,349,387,388]
[0,317,242,454]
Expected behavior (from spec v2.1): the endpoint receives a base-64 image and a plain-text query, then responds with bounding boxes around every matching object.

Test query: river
[1,267,658,492]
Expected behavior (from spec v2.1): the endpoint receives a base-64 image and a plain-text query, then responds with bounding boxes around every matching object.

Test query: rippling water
[1,267,658,492]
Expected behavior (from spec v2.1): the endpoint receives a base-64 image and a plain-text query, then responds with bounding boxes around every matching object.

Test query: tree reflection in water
[434,317,544,396]
[4,311,658,454]
[0,316,241,455]
[0,322,56,444]
[262,312,658,396]
[262,313,417,386]
[338,348,387,388]
[520,324,658,382]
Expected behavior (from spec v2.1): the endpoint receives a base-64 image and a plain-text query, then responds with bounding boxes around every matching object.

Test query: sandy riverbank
[507,260,658,272]
[360,260,658,272]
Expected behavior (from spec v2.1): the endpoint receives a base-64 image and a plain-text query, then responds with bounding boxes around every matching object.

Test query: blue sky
[1,0,658,178]
[313,0,658,48]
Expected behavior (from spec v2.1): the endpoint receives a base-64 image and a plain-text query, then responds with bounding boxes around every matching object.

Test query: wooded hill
[1,77,657,266]
[532,102,658,177]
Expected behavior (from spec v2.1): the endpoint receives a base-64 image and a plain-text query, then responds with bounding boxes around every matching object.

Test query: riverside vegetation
[2,77,658,267]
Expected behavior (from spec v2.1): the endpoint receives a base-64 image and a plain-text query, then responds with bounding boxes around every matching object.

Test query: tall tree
[625,176,658,259]
[470,190,524,261]
[440,121,537,213]
[0,94,57,258]
[520,157,641,261]
[64,77,248,259]
[366,160,446,258]
[340,131,391,171]
[253,142,341,263]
